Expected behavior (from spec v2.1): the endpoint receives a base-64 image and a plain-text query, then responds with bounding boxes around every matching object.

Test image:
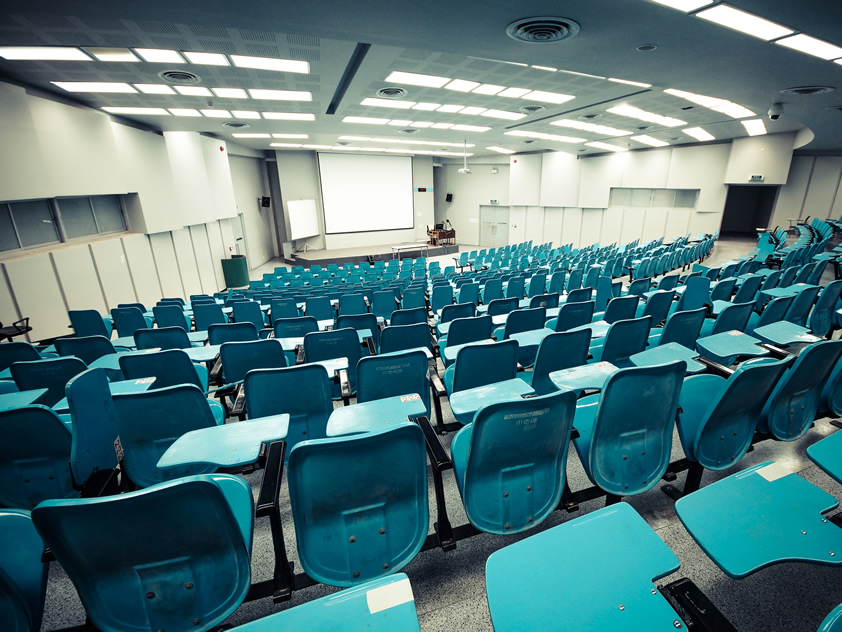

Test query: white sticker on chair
[756,462,791,482]
[366,577,414,614]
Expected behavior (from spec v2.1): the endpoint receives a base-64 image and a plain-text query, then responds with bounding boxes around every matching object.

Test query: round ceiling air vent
[377,87,409,99]
[781,86,835,96]
[398,128,419,134]
[158,70,202,85]
[519,104,546,114]
[222,122,249,129]
[636,44,657,52]
[506,17,580,43]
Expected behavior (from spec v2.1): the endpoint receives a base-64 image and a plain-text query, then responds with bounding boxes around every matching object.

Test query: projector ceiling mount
[458,139,472,175]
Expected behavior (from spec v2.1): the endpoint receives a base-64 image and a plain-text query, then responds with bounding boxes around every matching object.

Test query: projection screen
[287,199,320,240]
[318,153,414,234]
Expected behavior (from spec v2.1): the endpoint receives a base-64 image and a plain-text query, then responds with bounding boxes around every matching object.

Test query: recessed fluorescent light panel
[342,116,389,125]
[431,123,454,129]
[532,65,557,72]
[631,135,669,147]
[608,78,653,88]
[262,112,316,121]
[273,134,309,139]
[175,86,213,97]
[183,51,229,66]
[505,130,586,143]
[212,88,248,99]
[584,141,629,152]
[695,5,794,41]
[775,34,842,60]
[338,136,473,148]
[458,106,487,115]
[741,119,767,136]
[134,48,184,63]
[102,107,169,115]
[487,146,516,154]
[387,120,414,126]
[445,79,480,92]
[683,127,715,141]
[52,81,137,93]
[87,48,139,62]
[133,84,175,94]
[712,102,755,118]
[607,105,686,127]
[437,104,465,113]
[551,119,633,136]
[450,124,491,132]
[0,46,91,61]
[412,102,441,111]
[522,90,575,105]
[200,109,231,118]
[230,55,309,73]
[231,133,271,138]
[498,87,531,98]
[649,0,713,12]
[361,97,416,109]
[472,84,505,95]
[232,111,261,119]
[481,109,526,120]
[168,108,202,117]
[270,143,303,148]
[385,71,451,88]
[249,89,312,101]
[411,121,434,128]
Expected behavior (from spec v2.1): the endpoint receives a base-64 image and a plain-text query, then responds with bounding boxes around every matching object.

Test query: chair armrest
[430,371,447,398]
[12,317,31,333]
[231,384,246,417]
[338,368,352,399]
[415,416,452,472]
[209,358,223,385]
[256,440,286,518]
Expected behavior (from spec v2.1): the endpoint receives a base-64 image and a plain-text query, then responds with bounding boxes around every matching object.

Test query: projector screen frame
[287,198,321,241]
[317,152,416,235]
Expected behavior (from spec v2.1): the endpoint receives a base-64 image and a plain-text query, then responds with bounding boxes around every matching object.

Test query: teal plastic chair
[219,339,287,385]
[273,316,318,365]
[193,303,227,332]
[439,315,492,368]
[522,329,592,395]
[32,474,253,632]
[110,307,152,338]
[756,339,842,440]
[208,321,258,345]
[379,323,433,356]
[810,280,842,338]
[591,315,652,365]
[671,356,793,495]
[336,313,380,354]
[494,307,546,366]
[481,279,502,304]
[65,368,121,489]
[152,304,191,332]
[732,274,763,304]
[529,292,559,310]
[232,301,268,331]
[698,301,754,338]
[745,295,794,335]
[450,390,576,534]
[303,328,362,398]
[485,297,518,318]
[339,294,368,317]
[636,289,674,325]
[390,307,427,326]
[0,509,48,632]
[526,272,547,297]
[784,285,821,327]
[270,298,299,324]
[401,287,426,310]
[244,364,333,451]
[437,302,475,335]
[0,342,41,373]
[547,300,595,332]
[134,326,192,351]
[444,339,519,424]
[229,574,420,631]
[357,350,430,418]
[593,295,639,324]
[669,276,710,317]
[10,357,87,407]
[0,406,77,508]
[119,348,210,391]
[111,384,224,488]
[820,604,842,632]
[68,309,112,339]
[54,335,117,366]
[648,307,706,348]
[287,423,428,586]
[572,361,685,499]
[506,276,525,299]
[371,291,398,324]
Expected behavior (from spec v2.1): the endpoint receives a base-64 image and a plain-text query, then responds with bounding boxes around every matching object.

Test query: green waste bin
[221,255,249,288]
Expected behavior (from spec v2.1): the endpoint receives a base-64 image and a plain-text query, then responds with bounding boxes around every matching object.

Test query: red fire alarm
[220,146,225,152]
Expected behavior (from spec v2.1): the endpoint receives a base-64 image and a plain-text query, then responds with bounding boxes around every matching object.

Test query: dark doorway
[720,185,779,237]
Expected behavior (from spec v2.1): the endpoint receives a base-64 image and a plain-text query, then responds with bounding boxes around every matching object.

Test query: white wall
[434,162,510,246]
[771,155,842,228]
[230,155,277,268]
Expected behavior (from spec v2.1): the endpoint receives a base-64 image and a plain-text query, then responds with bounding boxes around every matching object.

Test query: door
[480,205,509,248]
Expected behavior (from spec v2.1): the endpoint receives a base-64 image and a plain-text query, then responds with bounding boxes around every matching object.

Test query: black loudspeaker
[261,196,271,207]
[445,193,453,202]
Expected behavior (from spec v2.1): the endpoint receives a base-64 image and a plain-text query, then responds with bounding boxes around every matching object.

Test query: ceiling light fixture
[412,102,441,111]
[134,49,184,63]
[437,104,465,113]
[551,119,633,136]
[584,141,629,152]
[607,104,686,127]
[458,106,487,115]
[183,51,229,66]
[174,85,213,97]
[212,88,248,99]
[342,116,389,125]
[385,71,451,88]
[87,48,139,62]
[273,134,309,138]
[0,46,91,61]
[473,84,506,95]
[741,119,767,136]
[250,89,313,101]
[505,130,586,143]
[231,55,309,74]
[648,0,713,12]
[683,127,715,141]
[608,78,653,88]
[775,34,842,60]
[262,112,316,121]
[200,109,231,118]
[168,108,202,117]
[498,87,532,98]
[483,109,528,120]
[102,107,169,115]
[487,146,516,154]
[451,124,492,132]
[445,79,481,92]
[630,135,669,147]
[52,81,137,93]
[231,133,271,138]
[361,97,416,109]
[695,5,793,41]
[231,110,261,119]
[134,84,176,94]
[522,90,575,105]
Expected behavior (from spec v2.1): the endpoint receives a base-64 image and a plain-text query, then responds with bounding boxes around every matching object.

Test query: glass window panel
[630,189,652,207]
[0,204,20,252]
[609,188,631,207]
[91,195,125,233]
[10,199,59,247]
[675,190,699,208]
[652,189,676,208]
[57,197,97,239]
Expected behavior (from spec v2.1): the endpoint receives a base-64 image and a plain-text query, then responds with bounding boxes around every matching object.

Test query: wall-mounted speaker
[445,193,453,202]
[261,196,271,207]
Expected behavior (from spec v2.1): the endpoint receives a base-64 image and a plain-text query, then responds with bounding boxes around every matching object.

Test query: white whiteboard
[287,199,320,240]
[318,153,414,234]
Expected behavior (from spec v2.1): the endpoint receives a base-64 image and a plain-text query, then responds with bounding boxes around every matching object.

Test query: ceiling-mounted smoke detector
[780,86,835,96]
[519,104,546,114]
[398,128,419,134]
[579,113,602,120]
[157,70,202,85]
[376,86,409,99]
[222,122,249,129]
[506,16,580,43]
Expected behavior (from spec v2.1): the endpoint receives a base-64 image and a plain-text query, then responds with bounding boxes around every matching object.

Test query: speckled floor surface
[40,235,842,631]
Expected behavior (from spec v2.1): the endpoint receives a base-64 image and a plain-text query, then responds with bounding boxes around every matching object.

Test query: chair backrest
[439,302,475,325]
[503,307,546,338]
[784,285,821,327]
[193,303,227,332]
[303,328,363,396]
[580,361,685,496]
[305,297,334,323]
[452,390,576,534]
[760,339,842,441]
[380,323,432,355]
[711,301,754,335]
[338,293,368,317]
[565,287,592,304]
[481,279,503,303]
[529,292,559,310]
[110,307,152,338]
[430,285,453,315]
[754,295,795,330]
[0,509,48,631]
[732,275,763,304]
[659,307,707,348]
[626,278,651,297]
[134,326,191,351]
[553,301,595,332]
[676,357,793,471]
[452,339,519,393]
[66,368,120,486]
[272,316,318,339]
[390,307,428,327]
[287,423,428,586]
[0,342,42,372]
[401,287,426,310]
[32,474,253,632]
[446,315,493,349]
[220,339,287,384]
[10,357,87,407]
[809,280,842,337]
[119,349,207,391]
[778,266,799,288]
[336,313,380,352]
[527,272,548,298]
[600,316,652,363]
[710,277,737,302]
[152,305,190,331]
[602,296,639,324]
[270,298,299,323]
[371,291,398,321]
[232,301,266,332]
[759,270,781,290]
[457,283,479,306]
[208,321,259,345]
[68,309,111,339]
[676,276,711,312]
[111,385,220,487]
[506,276,525,299]
[486,297,518,317]
[245,364,333,451]
[54,335,115,365]
[357,350,430,417]
[0,406,76,508]
[117,302,147,312]
[530,329,592,395]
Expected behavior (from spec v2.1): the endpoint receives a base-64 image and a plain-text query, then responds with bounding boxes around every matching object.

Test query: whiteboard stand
[296,240,315,253]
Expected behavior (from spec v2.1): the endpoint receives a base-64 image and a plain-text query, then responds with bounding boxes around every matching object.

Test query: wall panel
[542,207,564,248]
[560,208,582,248]
[540,152,580,207]
[90,239,136,308]
[189,224,218,295]
[52,245,105,313]
[508,206,527,244]
[600,207,623,247]
[121,234,161,307]
[149,233,184,298]
[201,137,238,222]
[509,154,542,206]
[620,208,646,245]
[580,209,603,246]
[206,221,228,289]
[621,149,671,188]
[171,228,202,297]
[664,209,692,239]
[579,153,627,208]
[3,254,67,340]
[641,209,669,242]
[803,156,842,219]
[524,206,545,245]
[770,156,814,228]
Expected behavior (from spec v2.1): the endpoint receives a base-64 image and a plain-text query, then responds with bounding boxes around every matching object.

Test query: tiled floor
[40,236,842,631]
